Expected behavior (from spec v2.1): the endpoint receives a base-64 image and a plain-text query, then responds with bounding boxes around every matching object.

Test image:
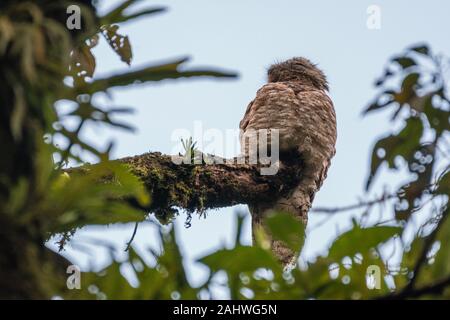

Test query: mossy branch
[123,152,303,222]
[68,151,303,224]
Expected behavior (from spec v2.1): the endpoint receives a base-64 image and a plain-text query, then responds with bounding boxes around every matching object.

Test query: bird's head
[267,57,328,91]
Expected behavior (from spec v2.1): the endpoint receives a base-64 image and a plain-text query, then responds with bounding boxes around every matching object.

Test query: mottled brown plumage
[239,57,337,266]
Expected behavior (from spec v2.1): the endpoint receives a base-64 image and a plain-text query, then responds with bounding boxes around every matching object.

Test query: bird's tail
[250,158,324,266]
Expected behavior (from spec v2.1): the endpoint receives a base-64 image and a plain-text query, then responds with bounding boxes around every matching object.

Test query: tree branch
[311,193,397,214]
[69,152,303,223]
[380,274,450,300]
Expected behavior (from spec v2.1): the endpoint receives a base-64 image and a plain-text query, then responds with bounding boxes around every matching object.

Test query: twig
[125,222,139,251]
[401,209,449,294]
[311,193,397,214]
[377,209,449,300]
[381,274,450,299]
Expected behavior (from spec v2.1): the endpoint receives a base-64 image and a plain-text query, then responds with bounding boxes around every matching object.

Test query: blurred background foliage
[0,0,449,299]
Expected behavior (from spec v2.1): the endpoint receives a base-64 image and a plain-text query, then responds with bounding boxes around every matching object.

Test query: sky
[49,0,450,293]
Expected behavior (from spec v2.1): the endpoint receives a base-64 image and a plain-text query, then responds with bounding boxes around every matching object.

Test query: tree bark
[68,151,303,224]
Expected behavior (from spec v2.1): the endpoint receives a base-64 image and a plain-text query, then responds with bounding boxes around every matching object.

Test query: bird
[239,57,337,266]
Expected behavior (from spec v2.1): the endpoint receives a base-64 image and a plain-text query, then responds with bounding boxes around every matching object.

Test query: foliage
[60,43,450,300]
[0,0,235,298]
[361,44,450,297]
[1,0,449,299]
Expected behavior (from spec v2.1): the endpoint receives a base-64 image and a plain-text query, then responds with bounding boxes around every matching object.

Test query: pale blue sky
[50,0,450,292]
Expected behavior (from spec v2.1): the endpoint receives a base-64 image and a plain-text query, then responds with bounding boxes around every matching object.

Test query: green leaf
[409,44,430,56]
[100,0,167,25]
[395,143,435,221]
[400,72,420,93]
[84,57,237,93]
[328,224,402,261]
[366,117,424,190]
[101,7,167,25]
[265,212,305,252]
[392,57,416,69]
[395,214,450,292]
[436,171,450,195]
[423,98,450,136]
[45,162,150,232]
[71,259,135,300]
[10,85,26,140]
[430,214,450,280]
[200,246,281,275]
[390,73,420,108]
[5,178,29,216]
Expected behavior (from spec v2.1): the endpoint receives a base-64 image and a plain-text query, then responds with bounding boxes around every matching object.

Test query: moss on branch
[117,152,303,222]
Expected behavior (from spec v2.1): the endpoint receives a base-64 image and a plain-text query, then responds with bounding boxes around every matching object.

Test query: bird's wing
[293,89,337,193]
[239,82,298,133]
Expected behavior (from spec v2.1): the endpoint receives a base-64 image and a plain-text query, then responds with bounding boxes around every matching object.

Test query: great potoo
[239,57,337,265]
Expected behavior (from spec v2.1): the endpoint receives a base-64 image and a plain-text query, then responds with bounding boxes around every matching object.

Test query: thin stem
[125,222,139,252]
